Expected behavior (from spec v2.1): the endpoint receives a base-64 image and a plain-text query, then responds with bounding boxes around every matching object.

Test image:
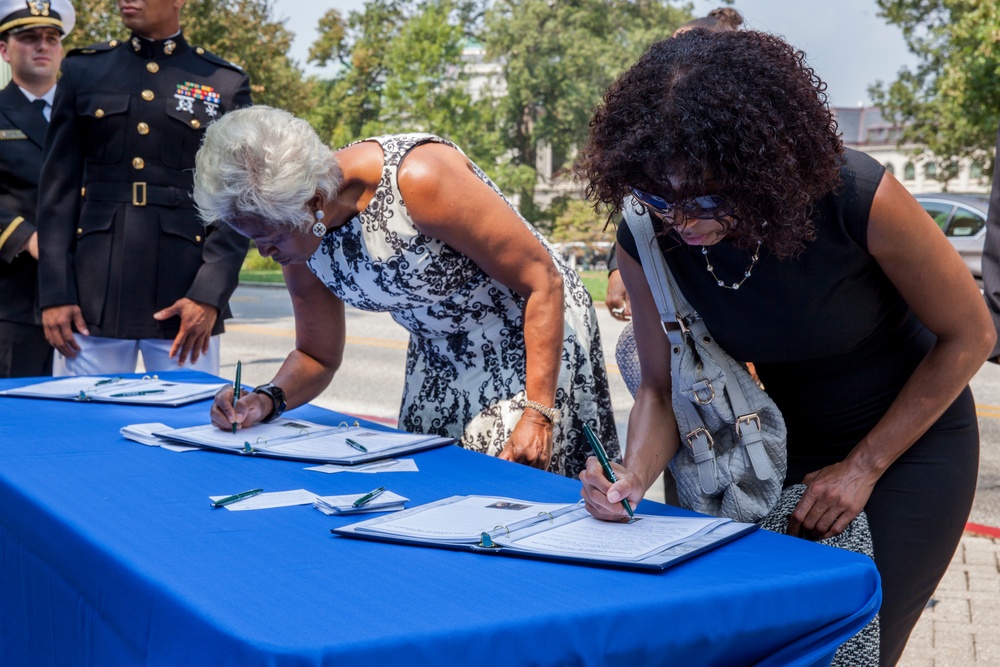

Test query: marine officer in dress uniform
[37,0,251,375]
[0,0,74,377]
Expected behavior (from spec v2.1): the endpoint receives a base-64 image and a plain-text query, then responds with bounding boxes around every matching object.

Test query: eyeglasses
[629,187,731,220]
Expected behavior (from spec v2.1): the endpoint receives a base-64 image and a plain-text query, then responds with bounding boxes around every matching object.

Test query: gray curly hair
[193,106,342,233]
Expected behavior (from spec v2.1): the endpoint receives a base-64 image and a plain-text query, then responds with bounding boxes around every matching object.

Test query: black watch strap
[252,383,286,423]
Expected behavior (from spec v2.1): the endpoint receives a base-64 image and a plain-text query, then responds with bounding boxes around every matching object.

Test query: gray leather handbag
[622,204,786,522]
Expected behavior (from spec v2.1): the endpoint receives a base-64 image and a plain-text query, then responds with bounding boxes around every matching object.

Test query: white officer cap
[0,0,75,39]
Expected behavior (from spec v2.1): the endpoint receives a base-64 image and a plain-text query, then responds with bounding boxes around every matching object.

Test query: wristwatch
[252,383,287,423]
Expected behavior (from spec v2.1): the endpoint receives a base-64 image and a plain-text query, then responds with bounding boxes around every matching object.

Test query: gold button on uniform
[132,158,145,170]
[141,90,155,101]
[77,228,83,235]
[109,40,118,47]
[196,47,204,55]
[190,119,201,129]
[95,109,104,118]
[195,235,202,243]
[146,62,159,73]
[137,122,149,135]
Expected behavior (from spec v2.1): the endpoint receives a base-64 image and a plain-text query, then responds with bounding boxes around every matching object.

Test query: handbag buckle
[735,413,761,437]
[692,379,715,405]
[686,427,714,450]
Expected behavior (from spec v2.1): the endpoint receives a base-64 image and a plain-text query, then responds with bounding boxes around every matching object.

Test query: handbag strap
[620,200,679,335]
[621,200,775,482]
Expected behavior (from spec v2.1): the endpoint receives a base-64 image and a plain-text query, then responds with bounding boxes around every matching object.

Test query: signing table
[0,371,879,667]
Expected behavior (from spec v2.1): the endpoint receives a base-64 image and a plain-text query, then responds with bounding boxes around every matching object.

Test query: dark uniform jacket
[0,81,47,327]
[37,32,251,340]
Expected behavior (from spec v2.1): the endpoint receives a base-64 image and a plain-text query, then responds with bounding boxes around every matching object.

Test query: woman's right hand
[579,456,645,521]
[210,387,273,432]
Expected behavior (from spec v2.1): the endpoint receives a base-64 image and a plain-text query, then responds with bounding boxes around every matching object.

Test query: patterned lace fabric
[307,133,618,477]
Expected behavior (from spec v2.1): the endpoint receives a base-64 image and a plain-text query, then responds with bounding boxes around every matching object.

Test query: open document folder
[146,418,454,465]
[0,376,227,407]
[334,495,758,570]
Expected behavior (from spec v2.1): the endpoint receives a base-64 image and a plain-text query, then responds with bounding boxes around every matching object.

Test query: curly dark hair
[576,30,844,257]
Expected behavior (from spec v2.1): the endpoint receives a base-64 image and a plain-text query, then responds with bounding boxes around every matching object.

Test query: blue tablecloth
[0,371,879,667]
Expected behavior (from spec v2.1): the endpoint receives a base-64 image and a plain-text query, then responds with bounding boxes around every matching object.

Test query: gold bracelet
[524,399,560,423]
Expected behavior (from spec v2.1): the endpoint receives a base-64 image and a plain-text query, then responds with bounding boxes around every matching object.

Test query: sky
[269,0,919,108]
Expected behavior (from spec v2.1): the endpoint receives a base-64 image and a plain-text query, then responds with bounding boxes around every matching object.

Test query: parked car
[914,193,991,278]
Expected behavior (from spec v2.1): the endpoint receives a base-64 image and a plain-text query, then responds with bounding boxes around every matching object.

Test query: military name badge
[175,82,221,118]
[0,129,28,140]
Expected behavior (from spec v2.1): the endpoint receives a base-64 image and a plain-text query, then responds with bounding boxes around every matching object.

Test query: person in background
[603,6,743,322]
[0,0,74,378]
[195,106,618,479]
[980,114,1000,362]
[37,0,251,375]
[576,30,992,665]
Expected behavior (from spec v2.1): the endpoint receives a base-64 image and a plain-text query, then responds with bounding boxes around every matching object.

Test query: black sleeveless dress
[619,148,978,666]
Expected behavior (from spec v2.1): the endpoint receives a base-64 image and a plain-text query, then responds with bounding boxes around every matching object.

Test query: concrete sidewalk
[898,531,1000,666]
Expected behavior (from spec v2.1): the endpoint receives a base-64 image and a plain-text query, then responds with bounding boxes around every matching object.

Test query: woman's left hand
[498,412,554,470]
[787,460,879,540]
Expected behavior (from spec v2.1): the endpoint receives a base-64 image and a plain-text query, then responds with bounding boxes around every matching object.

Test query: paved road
[223,283,1000,528]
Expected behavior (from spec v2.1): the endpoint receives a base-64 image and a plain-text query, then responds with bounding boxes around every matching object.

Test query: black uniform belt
[84,182,195,208]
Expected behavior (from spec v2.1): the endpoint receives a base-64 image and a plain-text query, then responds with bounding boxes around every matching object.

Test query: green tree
[66,0,313,115]
[550,199,614,244]
[306,1,408,147]
[871,1,1000,179]
[482,0,690,228]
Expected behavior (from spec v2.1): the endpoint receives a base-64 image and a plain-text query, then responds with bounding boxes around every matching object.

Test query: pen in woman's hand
[231,360,242,434]
[583,423,636,522]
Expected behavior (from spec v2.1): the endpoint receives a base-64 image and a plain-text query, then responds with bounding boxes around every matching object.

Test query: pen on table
[583,423,636,523]
[231,360,242,434]
[352,486,386,508]
[108,389,166,397]
[211,488,263,508]
[345,438,368,453]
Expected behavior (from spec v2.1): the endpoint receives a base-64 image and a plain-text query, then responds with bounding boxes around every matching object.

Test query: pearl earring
[311,209,327,238]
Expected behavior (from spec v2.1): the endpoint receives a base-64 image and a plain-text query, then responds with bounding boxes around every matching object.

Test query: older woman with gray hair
[194,106,617,477]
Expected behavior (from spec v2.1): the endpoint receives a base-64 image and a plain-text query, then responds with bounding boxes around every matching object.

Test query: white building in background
[832,106,991,195]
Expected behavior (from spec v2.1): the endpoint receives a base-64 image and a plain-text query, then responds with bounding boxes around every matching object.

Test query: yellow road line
[227,323,404,351]
[977,406,1000,419]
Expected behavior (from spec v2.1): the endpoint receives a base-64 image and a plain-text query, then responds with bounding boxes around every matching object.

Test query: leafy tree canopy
[871,0,1000,176]
[308,0,692,234]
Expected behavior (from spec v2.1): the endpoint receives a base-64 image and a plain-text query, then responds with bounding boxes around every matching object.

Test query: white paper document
[152,418,453,464]
[120,423,200,452]
[210,489,319,511]
[359,495,569,541]
[305,459,420,474]
[336,495,758,570]
[0,376,226,406]
[313,490,409,515]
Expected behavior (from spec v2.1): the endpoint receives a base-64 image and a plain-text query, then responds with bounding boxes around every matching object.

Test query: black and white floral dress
[306,134,618,477]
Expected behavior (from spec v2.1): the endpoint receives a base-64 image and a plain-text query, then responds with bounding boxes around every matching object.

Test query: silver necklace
[701,240,762,290]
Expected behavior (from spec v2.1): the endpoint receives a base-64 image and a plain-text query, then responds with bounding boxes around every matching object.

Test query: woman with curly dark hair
[577,30,993,666]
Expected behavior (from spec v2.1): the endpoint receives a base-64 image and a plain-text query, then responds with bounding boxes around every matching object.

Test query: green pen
[583,423,636,523]
[109,389,166,397]
[211,488,263,508]
[352,486,386,508]
[231,360,242,434]
[345,438,368,453]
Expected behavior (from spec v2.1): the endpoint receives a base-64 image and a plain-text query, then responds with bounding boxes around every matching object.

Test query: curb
[965,522,1000,539]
